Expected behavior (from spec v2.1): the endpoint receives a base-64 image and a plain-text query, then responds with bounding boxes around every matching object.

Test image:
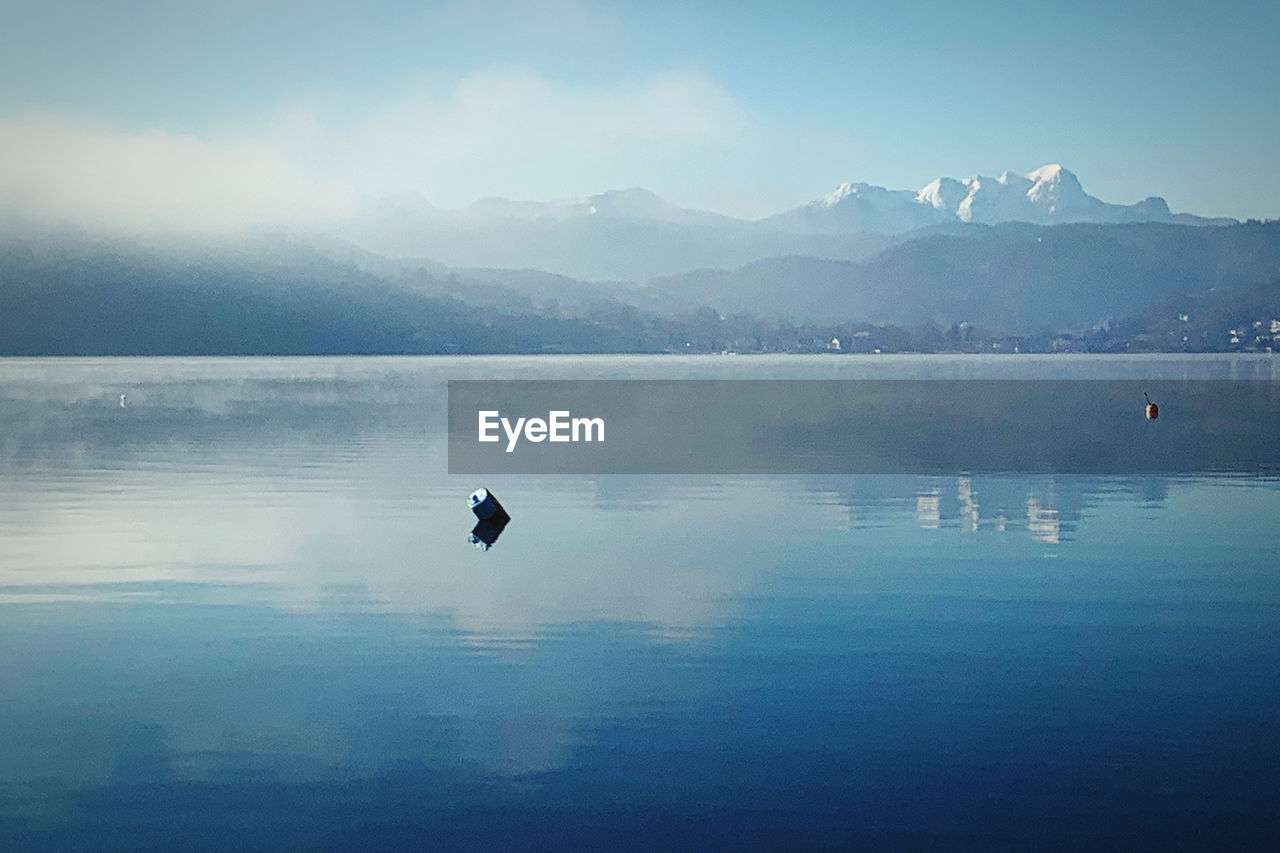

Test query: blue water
[1,356,1278,850]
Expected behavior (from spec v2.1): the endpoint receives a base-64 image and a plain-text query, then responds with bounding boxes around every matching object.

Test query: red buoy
[1144,392,1158,420]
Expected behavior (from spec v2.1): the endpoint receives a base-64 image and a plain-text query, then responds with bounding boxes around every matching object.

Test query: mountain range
[650,220,1280,331]
[1,164,1275,354]
[763,164,1234,236]
[4,218,1277,354]
[338,165,1236,281]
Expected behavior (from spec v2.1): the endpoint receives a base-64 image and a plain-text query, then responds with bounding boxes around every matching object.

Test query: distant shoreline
[2,351,1275,359]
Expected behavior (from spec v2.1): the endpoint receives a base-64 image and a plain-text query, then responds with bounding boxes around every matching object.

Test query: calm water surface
[1,355,1278,850]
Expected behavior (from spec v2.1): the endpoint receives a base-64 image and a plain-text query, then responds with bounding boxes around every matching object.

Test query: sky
[0,0,1277,230]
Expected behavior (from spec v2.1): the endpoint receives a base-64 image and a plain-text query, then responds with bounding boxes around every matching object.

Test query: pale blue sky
[1,0,1276,226]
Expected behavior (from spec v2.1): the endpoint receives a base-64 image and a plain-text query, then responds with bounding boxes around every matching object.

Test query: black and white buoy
[469,488,508,521]
[468,488,511,550]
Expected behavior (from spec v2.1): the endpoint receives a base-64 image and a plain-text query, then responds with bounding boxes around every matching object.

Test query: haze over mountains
[2,164,1277,355]
[651,221,1280,331]
[341,164,1235,281]
[342,189,894,282]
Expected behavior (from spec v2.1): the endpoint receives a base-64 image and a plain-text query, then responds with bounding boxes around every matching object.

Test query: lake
[1,355,1278,850]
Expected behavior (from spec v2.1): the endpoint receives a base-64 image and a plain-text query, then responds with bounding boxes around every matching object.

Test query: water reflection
[2,357,1279,850]
[469,511,511,550]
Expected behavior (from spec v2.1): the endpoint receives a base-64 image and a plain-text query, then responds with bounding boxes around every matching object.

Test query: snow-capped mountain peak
[822,182,873,206]
[916,177,968,211]
[919,163,1159,224]
[997,169,1031,187]
[1024,163,1073,185]
[1024,164,1093,212]
[769,163,1234,235]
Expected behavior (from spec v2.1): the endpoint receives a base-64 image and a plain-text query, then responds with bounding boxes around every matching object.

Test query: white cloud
[0,69,745,234]
[0,115,357,233]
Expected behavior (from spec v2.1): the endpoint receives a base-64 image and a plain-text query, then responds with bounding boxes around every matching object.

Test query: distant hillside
[0,234,624,355]
[1103,276,1280,352]
[339,210,893,282]
[3,222,1279,355]
[649,221,1280,331]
